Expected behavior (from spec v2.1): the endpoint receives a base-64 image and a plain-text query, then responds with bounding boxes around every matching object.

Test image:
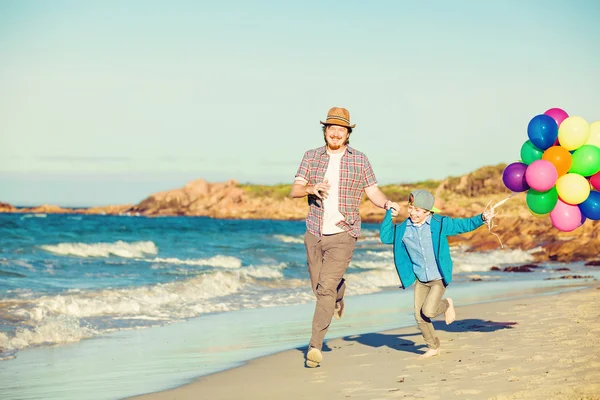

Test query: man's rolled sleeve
[362,157,377,188]
[295,152,311,182]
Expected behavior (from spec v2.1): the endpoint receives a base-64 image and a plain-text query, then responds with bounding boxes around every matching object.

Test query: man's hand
[308,179,330,199]
[388,201,400,217]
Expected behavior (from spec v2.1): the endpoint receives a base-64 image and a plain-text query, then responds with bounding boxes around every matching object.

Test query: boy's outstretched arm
[444,214,486,236]
[380,209,395,244]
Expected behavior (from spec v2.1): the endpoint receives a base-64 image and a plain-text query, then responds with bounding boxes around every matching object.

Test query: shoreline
[129,285,600,400]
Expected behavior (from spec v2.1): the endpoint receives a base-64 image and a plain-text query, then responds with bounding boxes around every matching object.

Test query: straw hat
[320,107,356,129]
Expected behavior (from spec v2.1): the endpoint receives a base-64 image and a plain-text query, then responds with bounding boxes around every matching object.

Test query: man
[290,106,399,368]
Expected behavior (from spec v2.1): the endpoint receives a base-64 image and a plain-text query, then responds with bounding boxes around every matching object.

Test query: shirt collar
[407,215,432,227]
[318,145,354,156]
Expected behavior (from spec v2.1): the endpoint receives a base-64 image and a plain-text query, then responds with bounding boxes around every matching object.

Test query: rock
[465,238,501,252]
[0,202,17,213]
[20,204,73,214]
[585,260,600,266]
[544,275,594,280]
[503,264,541,273]
[86,205,134,215]
[436,164,509,198]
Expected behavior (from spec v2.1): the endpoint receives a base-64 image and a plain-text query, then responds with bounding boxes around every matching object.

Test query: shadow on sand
[297,318,517,364]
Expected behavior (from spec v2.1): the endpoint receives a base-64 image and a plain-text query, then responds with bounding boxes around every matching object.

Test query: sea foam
[40,241,158,258]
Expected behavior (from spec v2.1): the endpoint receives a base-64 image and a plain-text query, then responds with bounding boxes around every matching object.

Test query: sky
[1,0,599,206]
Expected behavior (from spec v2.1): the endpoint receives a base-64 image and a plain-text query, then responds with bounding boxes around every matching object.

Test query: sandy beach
[129,284,600,400]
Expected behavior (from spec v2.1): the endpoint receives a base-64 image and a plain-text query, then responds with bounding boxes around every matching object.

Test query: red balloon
[544,108,569,127]
[590,172,600,191]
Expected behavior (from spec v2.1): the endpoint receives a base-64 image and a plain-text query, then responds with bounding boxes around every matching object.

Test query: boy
[379,189,492,358]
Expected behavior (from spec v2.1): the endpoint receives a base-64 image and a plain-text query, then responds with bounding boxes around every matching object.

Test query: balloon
[569,145,600,177]
[550,199,584,232]
[585,121,600,147]
[502,162,529,192]
[529,209,548,218]
[542,145,572,176]
[527,114,558,150]
[558,116,590,150]
[525,159,558,191]
[591,172,600,191]
[520,140,544,165]
[578,191,600,220]
[544,108,569,127]
[555,173,591,205]
[526,187,558,215]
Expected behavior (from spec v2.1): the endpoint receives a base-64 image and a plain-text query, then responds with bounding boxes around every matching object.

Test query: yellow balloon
[558,116,590,150]
[529,209,548,218]
[555,173,591,205]
[585,121,600,147]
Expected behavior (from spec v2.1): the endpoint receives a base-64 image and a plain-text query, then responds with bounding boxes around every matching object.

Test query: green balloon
[520,140,544,165]
[570,145,600,176]
[526,187,559,215]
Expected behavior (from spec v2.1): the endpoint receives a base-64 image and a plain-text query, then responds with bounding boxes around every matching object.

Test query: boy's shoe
[419,348,441,359]
[306,347,322,368]
[445,298,456,325]
[333,299,345,320]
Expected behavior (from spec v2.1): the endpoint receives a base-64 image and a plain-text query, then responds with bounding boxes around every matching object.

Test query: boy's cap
[410,189,441,213]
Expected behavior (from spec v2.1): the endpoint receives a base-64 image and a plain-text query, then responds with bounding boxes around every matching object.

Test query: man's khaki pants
[304,231,356,350]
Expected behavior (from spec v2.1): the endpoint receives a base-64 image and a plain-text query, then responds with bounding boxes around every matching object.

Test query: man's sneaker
[306,347,322,368]
[333,299,345,320]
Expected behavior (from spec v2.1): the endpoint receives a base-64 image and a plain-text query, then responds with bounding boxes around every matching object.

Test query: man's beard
[326,137,345,150]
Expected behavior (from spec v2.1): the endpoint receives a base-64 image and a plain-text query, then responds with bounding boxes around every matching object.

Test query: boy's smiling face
[407,203,431,224]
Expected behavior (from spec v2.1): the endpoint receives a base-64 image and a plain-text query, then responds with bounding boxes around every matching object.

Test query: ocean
[0,213,597,399]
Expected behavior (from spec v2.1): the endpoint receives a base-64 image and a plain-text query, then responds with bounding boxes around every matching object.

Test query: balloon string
[484,192,518,249]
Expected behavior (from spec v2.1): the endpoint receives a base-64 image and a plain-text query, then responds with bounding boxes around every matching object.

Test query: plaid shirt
[295,145,377,238]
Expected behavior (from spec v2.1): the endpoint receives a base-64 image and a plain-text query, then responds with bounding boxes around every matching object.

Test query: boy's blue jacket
[379,209,485,289]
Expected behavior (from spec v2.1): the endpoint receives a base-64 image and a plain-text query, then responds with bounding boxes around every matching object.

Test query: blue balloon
[527,114,558,150]
[578,191,600,220]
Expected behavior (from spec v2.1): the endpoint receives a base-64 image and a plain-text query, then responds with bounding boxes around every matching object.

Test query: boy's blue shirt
[404,216,441,282]
[379,209,485,289]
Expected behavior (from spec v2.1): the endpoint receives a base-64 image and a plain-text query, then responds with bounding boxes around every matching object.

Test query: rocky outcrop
[0,202,16,213]
[435,164,510,198]
[1,203,133,215]
[148,179,242,216]
[85,204,134,215]
[18,204,74,214]
[126,179,309,219]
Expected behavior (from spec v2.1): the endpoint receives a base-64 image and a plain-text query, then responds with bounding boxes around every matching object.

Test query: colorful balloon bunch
[503,107,600,232]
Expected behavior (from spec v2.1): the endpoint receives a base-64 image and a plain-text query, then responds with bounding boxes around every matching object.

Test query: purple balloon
[502,162,530,192]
